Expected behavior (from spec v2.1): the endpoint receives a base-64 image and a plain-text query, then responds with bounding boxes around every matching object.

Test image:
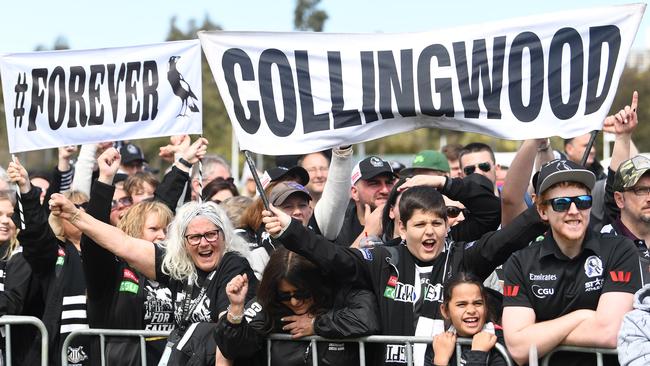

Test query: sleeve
[212,254,258,317]
[154,166,190,213]
[602,238,642,294]
[0,251,33,315]
[314,288,380,338]
[277,219,375,288]
[214,298,266,360]
[17,187,59,274]
[464,350,490,366]
[501,253,533,308]
[154,245,171,287]
[43,165,74,209]
[462,206,547,280]
[313,146,353,240]
[80,181,120,309]
[603,168,619,228]
[443,174,501,243]
[71,143,98,196]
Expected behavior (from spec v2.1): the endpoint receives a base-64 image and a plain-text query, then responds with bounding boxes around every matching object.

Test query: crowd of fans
[0,92,647,366]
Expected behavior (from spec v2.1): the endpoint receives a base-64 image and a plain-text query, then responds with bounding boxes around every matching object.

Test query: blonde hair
[48,190,89,241]
[161,200,249,285]
[118,201,173,239]
[0,191,18,260]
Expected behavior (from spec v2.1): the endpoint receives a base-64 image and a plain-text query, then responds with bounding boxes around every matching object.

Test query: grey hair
[191,154,231,179]
[161,200,249,285]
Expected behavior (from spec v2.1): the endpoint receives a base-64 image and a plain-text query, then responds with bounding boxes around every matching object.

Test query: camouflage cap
[614,155,650,192]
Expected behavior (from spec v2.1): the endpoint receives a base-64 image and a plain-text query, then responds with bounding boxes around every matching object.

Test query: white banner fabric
[0,40,202,153]
[200,4,644,155]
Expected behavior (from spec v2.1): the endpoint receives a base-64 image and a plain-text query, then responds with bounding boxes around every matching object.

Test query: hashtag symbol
[13,73,27,128]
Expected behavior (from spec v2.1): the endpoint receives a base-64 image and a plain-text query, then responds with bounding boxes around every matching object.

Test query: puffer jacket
[618,284,650,366]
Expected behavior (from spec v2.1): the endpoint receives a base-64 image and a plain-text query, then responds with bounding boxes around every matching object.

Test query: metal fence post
[0,315,49,366]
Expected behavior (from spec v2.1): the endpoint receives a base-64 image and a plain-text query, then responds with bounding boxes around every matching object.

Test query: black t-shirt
[154,246,256,326]
[503,232,640,365]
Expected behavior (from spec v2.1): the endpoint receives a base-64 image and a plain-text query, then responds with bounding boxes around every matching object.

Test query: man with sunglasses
[502,159,640,365]
[459,143,500,196]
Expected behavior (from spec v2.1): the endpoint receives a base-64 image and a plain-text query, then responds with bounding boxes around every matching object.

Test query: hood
[634,284,650,311]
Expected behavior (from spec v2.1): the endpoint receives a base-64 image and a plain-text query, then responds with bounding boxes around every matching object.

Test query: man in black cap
[335,156,397,246]
[502,159,640,365]
[119,143,147,176]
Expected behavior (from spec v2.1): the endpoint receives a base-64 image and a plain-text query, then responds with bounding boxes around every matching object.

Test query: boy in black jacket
[263,174,547,365]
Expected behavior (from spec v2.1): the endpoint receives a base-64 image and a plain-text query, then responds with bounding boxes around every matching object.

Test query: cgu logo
[532,285,555,299]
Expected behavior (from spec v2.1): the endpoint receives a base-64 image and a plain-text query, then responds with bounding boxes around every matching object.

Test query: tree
[294,0,328,32]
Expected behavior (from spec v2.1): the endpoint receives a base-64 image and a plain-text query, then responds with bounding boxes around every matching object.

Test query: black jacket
[18,187,96,366]
[215,286,380,366]
[154,165,191,213]
[82,181,172,366]
[277,205,546,365]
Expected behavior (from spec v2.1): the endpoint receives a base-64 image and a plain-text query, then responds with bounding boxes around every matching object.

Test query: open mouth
[422,239,436,251]
[198,249,214,258]
[462,317,480,328]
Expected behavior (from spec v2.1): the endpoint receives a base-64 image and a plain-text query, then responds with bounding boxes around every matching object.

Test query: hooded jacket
[618,284,650,366]
[276,202,546,366]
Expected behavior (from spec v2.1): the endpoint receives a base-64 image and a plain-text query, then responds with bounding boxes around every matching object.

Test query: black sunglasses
[446,206,469,219]
[74,202,89,210]
[463,162,492,176]
[276,289,311,302]
[544,195,592,212]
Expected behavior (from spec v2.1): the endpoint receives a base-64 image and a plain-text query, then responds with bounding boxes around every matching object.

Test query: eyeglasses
[626,186,650,196]
[111,196,133,210]
[463,162,492,176]
[544,195,593,212]
[276,289,311,302]
[446,206,469,218]
[184,229,221,246]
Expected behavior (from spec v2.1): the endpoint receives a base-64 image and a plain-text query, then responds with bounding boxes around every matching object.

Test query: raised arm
[49,192,156,279]
[314,146,353,240]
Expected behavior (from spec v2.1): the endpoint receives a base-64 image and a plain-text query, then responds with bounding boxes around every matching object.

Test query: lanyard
[178,270,215,330]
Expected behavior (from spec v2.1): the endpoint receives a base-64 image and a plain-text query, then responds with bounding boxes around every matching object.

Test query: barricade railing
[61,328,170,366]
[266,334,514,366]
[539,345,617,366]
[0,315,48,366]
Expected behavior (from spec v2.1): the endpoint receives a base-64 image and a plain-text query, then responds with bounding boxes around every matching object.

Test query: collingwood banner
[0,40,202,153]
[200,4,644,155]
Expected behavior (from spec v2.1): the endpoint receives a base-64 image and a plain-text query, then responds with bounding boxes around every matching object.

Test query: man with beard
[335,156,397,246]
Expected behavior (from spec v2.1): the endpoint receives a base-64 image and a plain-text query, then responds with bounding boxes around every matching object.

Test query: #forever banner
[0,40,202,153]
[200,4,645,155]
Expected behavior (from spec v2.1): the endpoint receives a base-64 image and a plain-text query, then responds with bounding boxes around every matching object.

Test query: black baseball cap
[266,166,310,186]
[535,159,596,194]
[351,156,397,185]
[120,143,147,165]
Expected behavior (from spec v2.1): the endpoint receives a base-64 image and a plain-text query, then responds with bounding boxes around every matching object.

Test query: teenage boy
[502,159,640,365]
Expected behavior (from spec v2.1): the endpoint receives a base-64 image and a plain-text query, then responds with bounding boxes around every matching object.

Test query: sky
[0,0,647,53]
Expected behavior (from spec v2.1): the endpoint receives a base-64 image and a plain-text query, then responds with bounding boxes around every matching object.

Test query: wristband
[178,158,193,169]
[227,305,244,324]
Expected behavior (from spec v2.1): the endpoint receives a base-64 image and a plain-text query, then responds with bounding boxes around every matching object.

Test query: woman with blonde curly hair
[82,199,174,365]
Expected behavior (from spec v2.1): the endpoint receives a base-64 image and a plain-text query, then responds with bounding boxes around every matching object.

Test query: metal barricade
[62,328,170,366]
[540,345,617,366]
[0,315,48,366]
[266,334,514,366]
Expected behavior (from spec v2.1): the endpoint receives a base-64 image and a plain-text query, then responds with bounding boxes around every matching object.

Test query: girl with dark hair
[426,272,506,366]
[202,177,239,204]
[216,247,379,366]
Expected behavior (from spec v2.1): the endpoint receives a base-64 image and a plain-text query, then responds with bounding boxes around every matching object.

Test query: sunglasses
[463,162,492,176]
[184,229,222,246]
[276,289,311,302]
[446,206,469,218]
[544,195,593,212]
[111,196,133,210]
[74,202,89,210]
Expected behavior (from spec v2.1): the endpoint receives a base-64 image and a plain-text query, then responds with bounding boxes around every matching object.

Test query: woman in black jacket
[217,247,379,366]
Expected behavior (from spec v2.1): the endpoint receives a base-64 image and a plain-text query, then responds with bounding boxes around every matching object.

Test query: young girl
[428,273,507,366]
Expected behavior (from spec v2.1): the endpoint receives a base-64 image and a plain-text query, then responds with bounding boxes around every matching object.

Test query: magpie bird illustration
[167,56,200,117]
